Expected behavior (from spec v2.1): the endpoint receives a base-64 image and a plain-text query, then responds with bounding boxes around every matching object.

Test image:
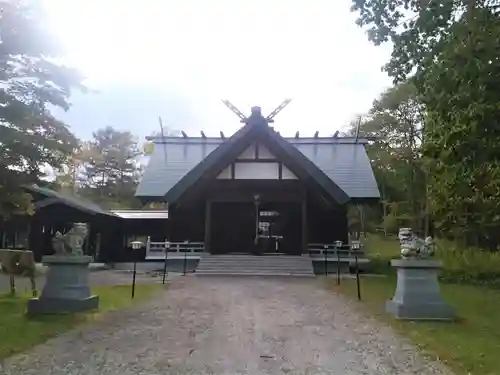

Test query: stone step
[196,268,310,273]
[195,271,314,277]
[196,254,314,277]
[197,263,313,268]
[198,262,312,267]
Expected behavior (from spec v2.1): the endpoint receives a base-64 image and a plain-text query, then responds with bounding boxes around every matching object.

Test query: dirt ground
[2,276,452,375]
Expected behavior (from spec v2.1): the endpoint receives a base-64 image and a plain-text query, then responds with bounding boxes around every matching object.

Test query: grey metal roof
[135,136,380,200]
[24,185,118,217]
[293,143,380,199]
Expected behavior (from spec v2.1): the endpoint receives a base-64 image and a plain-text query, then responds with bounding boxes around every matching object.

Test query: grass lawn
[333,235,500,375]
[0,283,163,359]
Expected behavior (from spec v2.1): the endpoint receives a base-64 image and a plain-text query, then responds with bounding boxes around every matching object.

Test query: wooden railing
[145,238,205,259]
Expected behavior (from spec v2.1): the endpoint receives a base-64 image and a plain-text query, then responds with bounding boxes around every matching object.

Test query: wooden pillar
[301,197,308,254]
[204,200,212,253]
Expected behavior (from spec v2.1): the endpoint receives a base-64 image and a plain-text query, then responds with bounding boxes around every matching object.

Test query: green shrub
[435,240,500,287]
[364,234,500,287]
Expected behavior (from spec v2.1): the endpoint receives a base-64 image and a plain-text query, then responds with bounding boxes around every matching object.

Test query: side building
[0,186,169,262]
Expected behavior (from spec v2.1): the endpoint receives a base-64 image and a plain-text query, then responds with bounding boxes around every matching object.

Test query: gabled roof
[136,111,381,203]
[164,112,350,204]
[23,185,117,217]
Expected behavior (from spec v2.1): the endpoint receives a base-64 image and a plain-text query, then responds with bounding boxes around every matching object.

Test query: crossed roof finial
[222,99,292,124]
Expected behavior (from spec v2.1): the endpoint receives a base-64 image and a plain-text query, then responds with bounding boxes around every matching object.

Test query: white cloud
[43,0,392,139]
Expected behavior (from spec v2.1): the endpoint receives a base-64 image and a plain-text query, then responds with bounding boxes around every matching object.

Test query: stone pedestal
[386,259,455,321]
[27,255,99,315]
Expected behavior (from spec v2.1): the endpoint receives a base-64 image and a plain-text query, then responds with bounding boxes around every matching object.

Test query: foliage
[351,1,500,249]
[143,128,182,156]
[364,235,500,287]
[0,0,82,217]
[0,283,163,359]
[333,276,500,375]
[347,82,428,234]
[422,10,500,248]
[350,0,499,82]
[55,127,144,209]
[143,202,168,210]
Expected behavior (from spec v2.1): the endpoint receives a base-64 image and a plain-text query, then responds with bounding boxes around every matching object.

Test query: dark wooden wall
[167,178,349,254]
[28,204,116,262]
[168,202,205,243]
[99,218,169,262]
[307,203,348,245]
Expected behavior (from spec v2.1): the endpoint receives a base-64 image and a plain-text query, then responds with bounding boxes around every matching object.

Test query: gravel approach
[2,276,453,375]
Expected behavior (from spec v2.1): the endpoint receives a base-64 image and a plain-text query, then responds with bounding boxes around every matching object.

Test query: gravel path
[2,276,453,375]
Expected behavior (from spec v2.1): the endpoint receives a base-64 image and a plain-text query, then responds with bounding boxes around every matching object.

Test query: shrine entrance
[209,200,302,255]
[256,202,302,255]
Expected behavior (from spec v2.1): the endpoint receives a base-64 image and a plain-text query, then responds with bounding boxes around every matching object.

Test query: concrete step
[198,262,313,267]
[196,255,314,277]
[197,263,313,268]
[195,271,314,277]
[196,267,310,274]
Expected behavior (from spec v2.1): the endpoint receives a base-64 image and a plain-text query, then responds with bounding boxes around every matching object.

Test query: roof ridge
[148,137,373,145]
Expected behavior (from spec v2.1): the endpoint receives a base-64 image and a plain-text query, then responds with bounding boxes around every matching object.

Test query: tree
[422,12,500,247]
[53,146,85,196]
[143,128,181,156]
[351,1,500,248]
[77,127,143,209]
[0,0,82,216]
[347,82,427,234]
[350,0,499,82]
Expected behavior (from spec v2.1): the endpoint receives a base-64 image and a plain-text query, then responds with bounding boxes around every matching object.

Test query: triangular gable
[216,141,298,180]
[163,115,350,204]
[236,142,276,160]
[162,122,255,203]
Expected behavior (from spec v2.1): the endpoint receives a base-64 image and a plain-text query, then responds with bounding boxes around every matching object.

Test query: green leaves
[347,82,427,232]
[0,0,83,216]
[422,13,500,245]
[352,1,500,248]
[350,0,493,82]
[72,127,143,209]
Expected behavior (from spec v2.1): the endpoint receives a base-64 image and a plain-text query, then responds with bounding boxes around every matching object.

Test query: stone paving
[2,276,453,375]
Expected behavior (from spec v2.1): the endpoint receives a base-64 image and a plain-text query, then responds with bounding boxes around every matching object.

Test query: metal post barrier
[162,240,169,285]
[131,259,137,299]
[335,241,342,285]
[324,244,328,276]
[130,241,143,299]
[355,251,361,301]
[183,241,188,276]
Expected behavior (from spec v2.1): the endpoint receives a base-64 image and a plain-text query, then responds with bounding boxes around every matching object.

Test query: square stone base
[27,295,99,316]
[386,299,455,321]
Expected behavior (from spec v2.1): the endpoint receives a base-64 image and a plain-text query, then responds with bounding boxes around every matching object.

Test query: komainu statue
[52,223,89,256]
[398,228,434,259]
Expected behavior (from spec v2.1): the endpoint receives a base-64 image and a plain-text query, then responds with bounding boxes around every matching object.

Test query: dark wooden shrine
[136,106,380,256]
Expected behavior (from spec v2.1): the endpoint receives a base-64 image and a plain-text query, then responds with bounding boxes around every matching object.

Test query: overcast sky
[43,0,392,141]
